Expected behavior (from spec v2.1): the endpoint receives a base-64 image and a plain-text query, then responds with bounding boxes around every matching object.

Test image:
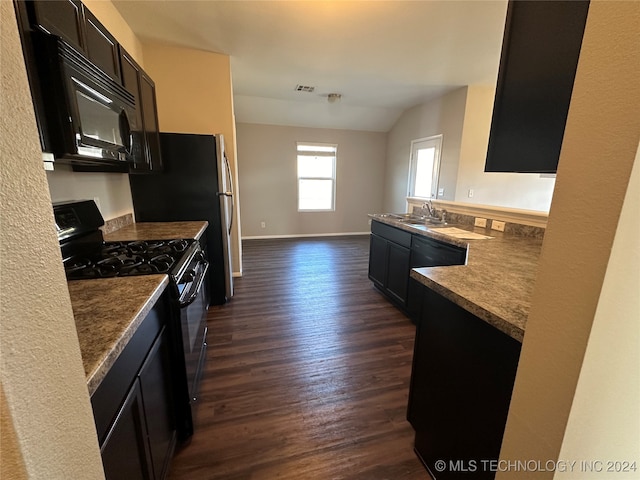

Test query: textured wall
[554,144,639,479]
[0,2,104,478]
[236,122,386,237]
[497,2,640,478]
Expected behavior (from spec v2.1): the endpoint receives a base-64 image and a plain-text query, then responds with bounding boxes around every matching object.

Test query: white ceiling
[113,0,508,132]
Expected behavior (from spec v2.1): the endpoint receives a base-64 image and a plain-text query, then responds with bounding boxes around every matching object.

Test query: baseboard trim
[242,232,370,240]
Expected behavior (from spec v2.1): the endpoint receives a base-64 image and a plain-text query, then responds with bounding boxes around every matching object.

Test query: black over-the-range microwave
[25,30,135,171]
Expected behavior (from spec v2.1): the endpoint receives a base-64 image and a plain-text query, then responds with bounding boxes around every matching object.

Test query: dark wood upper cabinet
[18,0,164,173]
[28,1,121,83]
[82,6,120,82]
[139,72,163,172]
[485,0,590,173]
[120,47,163,173]
[30,0,85,53]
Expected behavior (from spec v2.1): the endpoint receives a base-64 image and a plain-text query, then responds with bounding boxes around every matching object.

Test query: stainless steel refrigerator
[129,132,234,305]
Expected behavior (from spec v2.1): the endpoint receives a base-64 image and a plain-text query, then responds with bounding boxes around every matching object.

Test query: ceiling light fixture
[327,93,342,104]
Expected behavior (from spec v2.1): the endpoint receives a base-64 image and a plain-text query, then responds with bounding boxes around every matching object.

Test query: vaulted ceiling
[113,0,508,132]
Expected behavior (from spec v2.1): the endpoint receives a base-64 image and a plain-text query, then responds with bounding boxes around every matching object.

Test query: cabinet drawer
[371,220,412,248]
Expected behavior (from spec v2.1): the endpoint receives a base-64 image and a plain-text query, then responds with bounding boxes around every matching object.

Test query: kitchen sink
[376,213,446,225]
[378,213,419,220]
[401,217,446,225]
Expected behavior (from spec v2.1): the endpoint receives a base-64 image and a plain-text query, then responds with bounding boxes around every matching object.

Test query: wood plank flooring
[168,236,429,480]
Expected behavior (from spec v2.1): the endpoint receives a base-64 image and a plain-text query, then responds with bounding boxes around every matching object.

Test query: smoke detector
[327,93,342,104]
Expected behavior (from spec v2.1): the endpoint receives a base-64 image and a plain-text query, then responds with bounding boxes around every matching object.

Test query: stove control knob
[183,270,195,283]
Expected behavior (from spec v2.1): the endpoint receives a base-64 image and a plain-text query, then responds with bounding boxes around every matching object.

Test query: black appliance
[54,199,209,440]
[24,29,135,170]
[129,133,235,306]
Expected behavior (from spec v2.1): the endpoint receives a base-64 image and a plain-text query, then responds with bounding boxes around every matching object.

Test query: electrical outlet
[491,220,506,232]
[474,217,487,228]
[260,221,266,229]
[438,188,445,197]
[468,189,474,198]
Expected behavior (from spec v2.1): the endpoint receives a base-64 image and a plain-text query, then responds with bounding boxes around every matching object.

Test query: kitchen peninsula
[369,212,544,479]
[369,213,543,341]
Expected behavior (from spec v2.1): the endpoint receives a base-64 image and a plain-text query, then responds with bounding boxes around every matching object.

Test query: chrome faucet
[422,200,435,217]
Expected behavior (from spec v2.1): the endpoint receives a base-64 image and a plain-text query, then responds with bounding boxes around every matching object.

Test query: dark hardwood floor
[168,235,429,479]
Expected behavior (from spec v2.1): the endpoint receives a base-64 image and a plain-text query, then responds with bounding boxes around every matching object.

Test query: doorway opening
[407,135,443,199]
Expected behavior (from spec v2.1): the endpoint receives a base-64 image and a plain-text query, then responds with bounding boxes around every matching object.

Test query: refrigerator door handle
[223,154,234,233]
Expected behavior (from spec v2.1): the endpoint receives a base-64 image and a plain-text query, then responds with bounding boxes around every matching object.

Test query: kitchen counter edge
[68,275,169,395]
[103,220,209,242]
[369,214,543,342]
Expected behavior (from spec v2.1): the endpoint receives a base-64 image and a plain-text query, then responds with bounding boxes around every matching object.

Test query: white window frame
[407,134,443,199]
[296,142,337,212]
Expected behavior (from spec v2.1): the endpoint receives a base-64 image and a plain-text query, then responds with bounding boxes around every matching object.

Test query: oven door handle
[179,261,209,308]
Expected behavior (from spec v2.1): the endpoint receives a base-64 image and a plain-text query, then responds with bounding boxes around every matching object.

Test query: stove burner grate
[63,238,196,280]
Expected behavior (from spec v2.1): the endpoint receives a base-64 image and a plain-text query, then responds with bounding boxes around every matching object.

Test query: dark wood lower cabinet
[139,327,177,480]
[407,287,521,480]
[368,221,412,308]
[386,242,411,304]
[92,295,177,480]
[101,379,153,480]
[368,220,466,314]
[368,233,388,288]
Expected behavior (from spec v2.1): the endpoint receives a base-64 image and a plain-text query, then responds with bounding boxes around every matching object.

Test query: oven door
[177,257,209,403]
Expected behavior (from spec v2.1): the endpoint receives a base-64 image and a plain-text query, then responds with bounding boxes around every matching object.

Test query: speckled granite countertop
[68,275,168,395]
[369,214,544,342]
[103,221,208,242]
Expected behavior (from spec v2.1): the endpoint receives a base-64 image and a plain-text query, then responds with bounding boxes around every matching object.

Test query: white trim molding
[242,232,370,240]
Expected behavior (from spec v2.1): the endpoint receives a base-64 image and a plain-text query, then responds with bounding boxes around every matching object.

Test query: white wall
[553,143,639,479]
[236,123,386,237]
[46,167,134,219]
[383,87,467,212]
[0,3,104,478]
[497,2,640,477]
[384,85,557,215]
[455,85,557,211]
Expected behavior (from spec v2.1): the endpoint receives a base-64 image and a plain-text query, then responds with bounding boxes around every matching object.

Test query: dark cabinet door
[139,71,163,172]
[386,242,410,306]
[485,0,590,173]
[368,233,387,287]
[119,48,163,173]
[82,6,121,82]
[31,0,85,53]
[120,48,147,171]
[408,289,521,480]
[101,379,153,480]
[139,328,177,480]
[406,277,424,325]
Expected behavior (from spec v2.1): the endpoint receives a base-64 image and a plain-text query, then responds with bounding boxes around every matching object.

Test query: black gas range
[63,238,194,280]
[54,199,209,441]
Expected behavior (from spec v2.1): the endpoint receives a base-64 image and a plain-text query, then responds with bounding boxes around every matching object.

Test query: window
[297,143,337,211]
[407,135,443,199]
